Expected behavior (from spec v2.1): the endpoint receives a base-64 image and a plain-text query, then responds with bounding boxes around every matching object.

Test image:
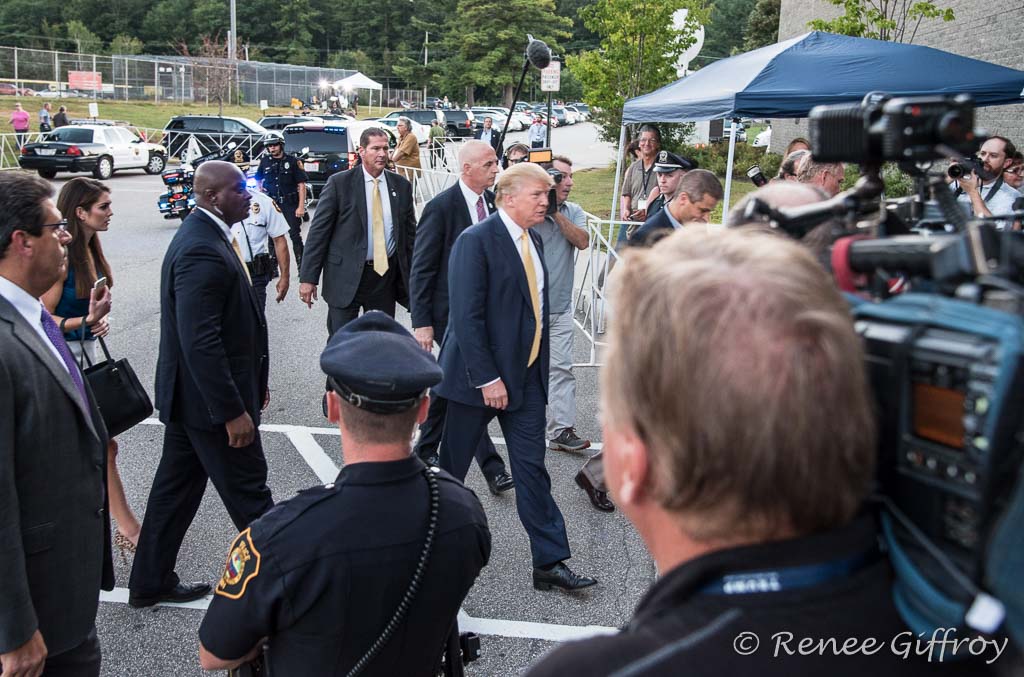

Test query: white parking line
[124,418,615,642]
[98,588,617,642]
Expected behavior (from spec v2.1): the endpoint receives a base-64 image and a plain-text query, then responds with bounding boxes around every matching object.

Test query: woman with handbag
[42,177,142,563]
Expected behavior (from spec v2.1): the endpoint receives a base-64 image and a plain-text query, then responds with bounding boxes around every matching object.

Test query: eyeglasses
[1005,166,1023,176]
[507,156,528,165]
[18,219,68,234]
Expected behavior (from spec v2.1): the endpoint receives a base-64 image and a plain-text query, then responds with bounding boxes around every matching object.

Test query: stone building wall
[770,0,1024,156]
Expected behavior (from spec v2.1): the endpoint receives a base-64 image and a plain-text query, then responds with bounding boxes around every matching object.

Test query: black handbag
[80,336,153,437]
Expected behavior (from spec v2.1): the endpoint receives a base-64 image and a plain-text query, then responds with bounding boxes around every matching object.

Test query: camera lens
[947,163,965,179]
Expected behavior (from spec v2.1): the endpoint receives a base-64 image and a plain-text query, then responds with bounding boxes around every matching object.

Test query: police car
[282,120,396,193]
[18,122,167,180]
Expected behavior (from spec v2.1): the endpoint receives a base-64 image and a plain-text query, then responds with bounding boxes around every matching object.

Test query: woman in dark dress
[42,177,141,562]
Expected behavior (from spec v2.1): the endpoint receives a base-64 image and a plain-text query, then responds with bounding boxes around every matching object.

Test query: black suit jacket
[473,127,501,152]
[409,183,496,335]
[434,213,549,411]
[0,295,113,656]
[300,167,417,309]
[628,206,676,246]
[154,209,269,429]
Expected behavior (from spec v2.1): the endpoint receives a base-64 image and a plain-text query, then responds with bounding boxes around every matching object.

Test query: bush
[841,163,915,198]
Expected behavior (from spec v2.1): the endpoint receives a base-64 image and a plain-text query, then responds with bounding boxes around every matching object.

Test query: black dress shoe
[128,582,212,608]
[487,471,515,495]
[575,471,615,512]
[533,562,598,592]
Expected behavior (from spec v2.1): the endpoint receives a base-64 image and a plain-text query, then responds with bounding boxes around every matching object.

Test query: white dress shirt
[0,274,68,370]
[362,166,395,261]
[197,206,234,241]
[459,179,492,225]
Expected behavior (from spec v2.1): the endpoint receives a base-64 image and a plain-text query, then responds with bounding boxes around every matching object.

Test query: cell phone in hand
[93,276,108,291]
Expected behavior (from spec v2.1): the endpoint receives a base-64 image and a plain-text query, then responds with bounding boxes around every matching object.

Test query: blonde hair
[495,162,553,204]
[602,227,875,541]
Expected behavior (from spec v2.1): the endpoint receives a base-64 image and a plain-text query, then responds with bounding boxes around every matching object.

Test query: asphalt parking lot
[34,121,650,677]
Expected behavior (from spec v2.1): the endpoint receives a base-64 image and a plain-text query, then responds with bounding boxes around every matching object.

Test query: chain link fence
[0,46,422,108]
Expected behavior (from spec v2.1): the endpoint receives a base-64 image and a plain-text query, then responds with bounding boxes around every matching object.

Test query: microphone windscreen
[527,39,552,69]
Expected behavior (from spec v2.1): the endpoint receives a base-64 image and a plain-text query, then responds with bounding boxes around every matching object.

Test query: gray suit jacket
[0,295,113,657]
[299,166,417,309]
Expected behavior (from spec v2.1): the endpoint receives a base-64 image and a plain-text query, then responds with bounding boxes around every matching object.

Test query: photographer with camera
[949,136,1021,224]
[232,186,291,313]
[198,312,491,676]
[527,227,997,677]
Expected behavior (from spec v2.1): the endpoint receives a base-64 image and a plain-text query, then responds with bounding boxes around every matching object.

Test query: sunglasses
[1006,166,1023,176]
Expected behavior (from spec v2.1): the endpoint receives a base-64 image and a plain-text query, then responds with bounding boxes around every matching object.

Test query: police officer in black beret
[256,132,308,269]
[198,311,492,676]
[645,150,697,221]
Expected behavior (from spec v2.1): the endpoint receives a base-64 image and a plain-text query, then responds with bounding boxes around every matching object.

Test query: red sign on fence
[68,71,102,91]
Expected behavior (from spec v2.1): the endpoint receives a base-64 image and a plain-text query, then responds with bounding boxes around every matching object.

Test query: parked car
[18,123,167,179]
[162,114,267,159]
[0,83,18,96]
[568,103,591,120]
[369,116,430,144]
[17,88,38,97]
[258,115,322,130]
[425,96,441,109]
[281,119,397,192]
[382,109,444,129]
[722,126,748,143]
[470,108,507,133]
[438,109,475,138]
[565,105,586,122]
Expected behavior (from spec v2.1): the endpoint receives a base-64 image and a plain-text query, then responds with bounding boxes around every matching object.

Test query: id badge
[637,198,647,210]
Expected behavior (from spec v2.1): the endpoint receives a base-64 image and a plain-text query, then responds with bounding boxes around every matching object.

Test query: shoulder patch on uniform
[215,527,261,599]
[271,200,282,213]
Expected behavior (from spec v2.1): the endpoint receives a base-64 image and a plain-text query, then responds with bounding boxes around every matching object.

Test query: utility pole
[423,31,428,105]
[229,0,239,104]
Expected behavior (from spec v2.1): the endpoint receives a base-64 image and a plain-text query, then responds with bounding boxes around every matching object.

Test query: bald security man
[129,161,273,608]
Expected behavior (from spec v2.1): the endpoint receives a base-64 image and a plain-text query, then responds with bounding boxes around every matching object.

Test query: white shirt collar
[197,207,233,240]
[497,208,530,240]
[663,206,683,230]
[0,274,45,328]
[459,179,487,208]
[362,166,387,186]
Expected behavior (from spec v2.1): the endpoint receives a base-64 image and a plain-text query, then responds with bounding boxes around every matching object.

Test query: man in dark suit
[0,172,113,676]
[628,169,722,246]
[299,127,417,337]
[129,161,273,608]
[409,140,512,494]
[436,162,597,592]
[473,116,501,154]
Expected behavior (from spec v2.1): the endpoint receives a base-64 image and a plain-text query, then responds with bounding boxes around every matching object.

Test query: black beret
[654,150,698,173]
[320,311,443,414]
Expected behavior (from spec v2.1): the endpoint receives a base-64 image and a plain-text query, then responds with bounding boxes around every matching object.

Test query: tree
[109,34,143,55]
[432,0,572,107]
[271,0,320,65]
[65,20,103,55]
[741,0,779,51]
[808,0,953,43]
[569,0,708,142]
[328,50,375,74]
[701,0,758,62]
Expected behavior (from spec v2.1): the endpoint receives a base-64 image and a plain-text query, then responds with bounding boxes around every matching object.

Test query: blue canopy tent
[613,31,1024,219]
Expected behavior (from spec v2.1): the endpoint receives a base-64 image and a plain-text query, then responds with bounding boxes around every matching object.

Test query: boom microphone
[526,35,552,69]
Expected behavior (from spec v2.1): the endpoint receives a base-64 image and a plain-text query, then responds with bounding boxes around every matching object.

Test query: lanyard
[640,162,654,197]
[698,548,878,596]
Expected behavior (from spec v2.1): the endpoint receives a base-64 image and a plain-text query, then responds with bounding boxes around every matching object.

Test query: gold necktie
[371,177,389,275]
[231,236,252,283]
[520,232,541,366]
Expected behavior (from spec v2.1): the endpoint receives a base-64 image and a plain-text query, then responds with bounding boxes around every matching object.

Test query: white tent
[331,72,383,113]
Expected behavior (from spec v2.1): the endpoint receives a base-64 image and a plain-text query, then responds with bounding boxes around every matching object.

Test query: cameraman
[950,136,1021,222]
[527,228,994,677]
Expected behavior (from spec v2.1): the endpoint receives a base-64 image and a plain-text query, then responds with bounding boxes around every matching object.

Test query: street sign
[540,61,561,92]
[88,103,99,119]
[260,99,269,111]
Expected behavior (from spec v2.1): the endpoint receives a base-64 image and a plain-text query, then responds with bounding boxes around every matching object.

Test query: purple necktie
[476,195,487,222]
[39,306,89,407]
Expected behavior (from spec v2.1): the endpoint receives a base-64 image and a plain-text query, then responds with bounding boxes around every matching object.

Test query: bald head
[726,182,828,227]
[194,161,250,224]
[459,140,499,193]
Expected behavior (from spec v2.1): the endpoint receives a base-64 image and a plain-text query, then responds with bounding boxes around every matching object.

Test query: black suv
[441,110,475,138]
[162,115,267,159]
[282,121,397,192]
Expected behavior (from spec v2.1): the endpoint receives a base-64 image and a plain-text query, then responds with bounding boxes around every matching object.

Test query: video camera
[742,94,1024,652]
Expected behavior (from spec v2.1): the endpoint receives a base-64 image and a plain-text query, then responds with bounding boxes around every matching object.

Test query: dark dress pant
[129,421,274,595]
[41,626,100,677]
[415,391,507,479]
[440,364,570,568]
[326,258,399,338]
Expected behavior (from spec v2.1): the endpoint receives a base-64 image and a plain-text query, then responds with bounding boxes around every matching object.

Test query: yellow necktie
[520,232,541,366]
[372,178,389,275]
[231,236,252,283]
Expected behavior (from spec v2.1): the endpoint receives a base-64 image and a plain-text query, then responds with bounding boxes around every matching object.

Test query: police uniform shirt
[199,456,491,676]
[256,153,309,203]
[231,190,290,262]
[526,516,995,677]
